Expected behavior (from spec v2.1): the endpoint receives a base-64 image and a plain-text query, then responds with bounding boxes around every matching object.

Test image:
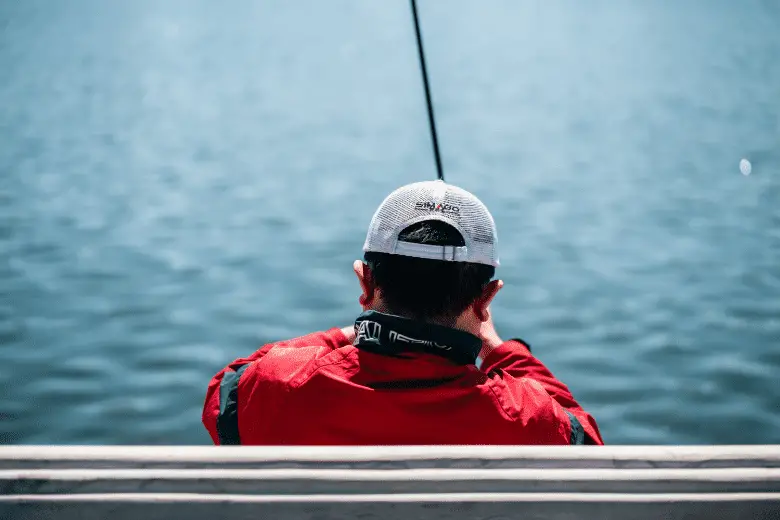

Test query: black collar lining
[353,311,481,365]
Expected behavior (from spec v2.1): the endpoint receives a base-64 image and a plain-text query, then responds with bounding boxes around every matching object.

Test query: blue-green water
[1,0,779,445]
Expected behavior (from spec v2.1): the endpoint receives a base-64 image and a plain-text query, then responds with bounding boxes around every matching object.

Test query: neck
[369,302,466,333]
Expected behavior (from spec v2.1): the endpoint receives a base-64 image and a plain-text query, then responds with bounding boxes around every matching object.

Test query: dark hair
[364,220,495,321]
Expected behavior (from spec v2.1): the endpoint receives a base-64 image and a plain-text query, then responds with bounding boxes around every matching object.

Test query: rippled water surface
[1,0,779,444]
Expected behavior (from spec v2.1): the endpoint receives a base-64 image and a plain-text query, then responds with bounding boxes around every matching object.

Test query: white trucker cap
[363,180,499,267]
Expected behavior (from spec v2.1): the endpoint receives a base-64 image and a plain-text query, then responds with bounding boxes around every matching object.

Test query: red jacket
[203,314,603,445]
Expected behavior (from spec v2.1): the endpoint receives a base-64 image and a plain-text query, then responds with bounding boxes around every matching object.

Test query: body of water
[1,0,779,444]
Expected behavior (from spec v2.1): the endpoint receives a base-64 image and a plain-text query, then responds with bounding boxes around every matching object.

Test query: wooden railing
[1,446,778,519]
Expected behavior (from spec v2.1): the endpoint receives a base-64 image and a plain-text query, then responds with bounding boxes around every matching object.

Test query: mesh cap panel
[363,180,499,267]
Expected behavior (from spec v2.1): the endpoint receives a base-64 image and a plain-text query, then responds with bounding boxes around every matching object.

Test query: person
[203,180,603,445]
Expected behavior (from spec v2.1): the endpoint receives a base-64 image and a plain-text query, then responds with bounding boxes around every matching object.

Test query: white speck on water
[739,158,752,176]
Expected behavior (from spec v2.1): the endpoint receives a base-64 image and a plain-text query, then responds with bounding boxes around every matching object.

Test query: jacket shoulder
[249,343,354,385]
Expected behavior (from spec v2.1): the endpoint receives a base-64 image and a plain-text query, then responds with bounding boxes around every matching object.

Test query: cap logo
[414,201,460,215]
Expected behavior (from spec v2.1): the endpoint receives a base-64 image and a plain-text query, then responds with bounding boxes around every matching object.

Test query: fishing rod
[409,0,444,181]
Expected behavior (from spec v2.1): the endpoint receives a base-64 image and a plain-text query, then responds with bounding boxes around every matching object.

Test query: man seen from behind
[203,181,604,445]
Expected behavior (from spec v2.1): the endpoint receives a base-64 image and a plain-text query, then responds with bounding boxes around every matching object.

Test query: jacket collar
[353,311,481,365]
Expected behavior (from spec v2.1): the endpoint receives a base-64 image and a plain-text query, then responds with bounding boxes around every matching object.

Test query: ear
[353,260,376,309]
[472,279,503,322]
